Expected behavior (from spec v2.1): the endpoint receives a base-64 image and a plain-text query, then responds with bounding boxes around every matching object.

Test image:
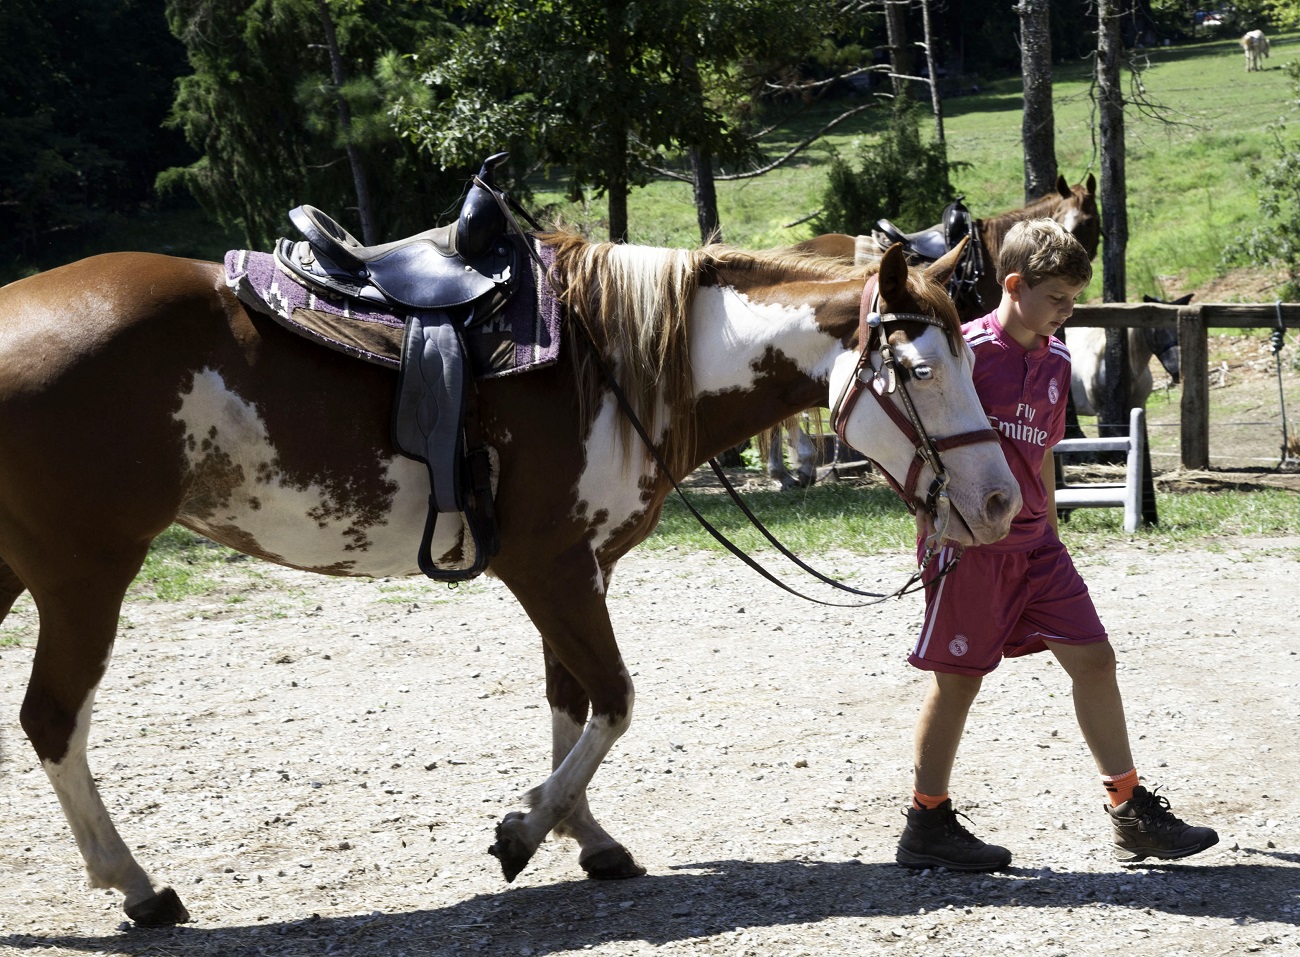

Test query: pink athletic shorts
[909,537,1108,676]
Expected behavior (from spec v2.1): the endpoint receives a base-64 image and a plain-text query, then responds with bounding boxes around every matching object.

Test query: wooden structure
[1069,301,1300,469]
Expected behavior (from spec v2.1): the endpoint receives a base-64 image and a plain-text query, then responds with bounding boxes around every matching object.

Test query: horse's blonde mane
[540,231,872,477]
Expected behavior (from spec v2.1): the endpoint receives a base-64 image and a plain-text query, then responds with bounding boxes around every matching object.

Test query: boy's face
[1002,273,1087,345]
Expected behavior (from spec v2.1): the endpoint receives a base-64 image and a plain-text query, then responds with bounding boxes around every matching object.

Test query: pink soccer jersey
[961,310,1070,553]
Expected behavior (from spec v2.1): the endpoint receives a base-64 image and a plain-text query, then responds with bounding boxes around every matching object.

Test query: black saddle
[275,152,519,315]
[872,197,986,315]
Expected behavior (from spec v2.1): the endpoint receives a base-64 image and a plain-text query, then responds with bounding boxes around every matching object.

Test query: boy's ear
[1003,272,1024,298]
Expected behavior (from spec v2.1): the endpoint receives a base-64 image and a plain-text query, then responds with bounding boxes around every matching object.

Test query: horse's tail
[0,557,27,628]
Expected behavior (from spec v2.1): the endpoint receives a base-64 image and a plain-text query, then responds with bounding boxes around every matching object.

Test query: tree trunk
[884,0,913,100]
[919,0,945,146]
[606,0,630,242]
[1097,0,1130,441]
[690,148,722,244]
[315,0,376,245]
[1019,0,1057,201]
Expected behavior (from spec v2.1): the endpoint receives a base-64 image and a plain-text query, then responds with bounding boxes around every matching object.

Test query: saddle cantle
[276,152,518,316]
[870,197,986,316]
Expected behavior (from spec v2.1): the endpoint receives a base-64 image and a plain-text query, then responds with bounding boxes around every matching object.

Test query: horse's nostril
[985,490,1016,526]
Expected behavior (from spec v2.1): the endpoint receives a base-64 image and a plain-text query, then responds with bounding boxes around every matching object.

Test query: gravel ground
[0,533,1297,957]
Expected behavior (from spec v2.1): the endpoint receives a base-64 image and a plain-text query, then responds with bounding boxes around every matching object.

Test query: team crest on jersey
[1048,377,1060,404]
[948,635,969,657]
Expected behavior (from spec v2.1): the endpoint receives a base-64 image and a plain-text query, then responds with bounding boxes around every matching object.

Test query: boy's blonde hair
[996,218,1093,288]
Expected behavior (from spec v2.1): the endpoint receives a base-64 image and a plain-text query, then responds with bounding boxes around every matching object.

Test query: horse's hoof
[488,814,534,883]
[125,887,191,926]
[580,845,646,880]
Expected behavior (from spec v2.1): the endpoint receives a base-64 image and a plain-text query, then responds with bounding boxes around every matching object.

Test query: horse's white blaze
[1056,206,1083,235]
[173,368,451,576]
[42,688,158,904]
[830,330,1020,545]
[690,286,839,395]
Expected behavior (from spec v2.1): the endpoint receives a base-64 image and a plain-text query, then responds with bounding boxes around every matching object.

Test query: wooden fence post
[1178,304,1209,470]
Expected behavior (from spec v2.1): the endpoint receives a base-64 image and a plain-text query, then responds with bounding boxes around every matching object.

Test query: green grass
[131,525,247,602]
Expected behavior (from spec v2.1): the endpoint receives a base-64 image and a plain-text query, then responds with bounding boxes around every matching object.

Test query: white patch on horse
[691,285,838,395]
[574,390,662,572]
[173,368,449,577]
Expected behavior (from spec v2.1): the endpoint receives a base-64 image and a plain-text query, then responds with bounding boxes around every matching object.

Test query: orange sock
[912,789,949,810]
[1101,768,1139,807]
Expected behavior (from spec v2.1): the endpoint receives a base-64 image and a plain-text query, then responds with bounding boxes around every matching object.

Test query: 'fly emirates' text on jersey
[962,310,1070,552]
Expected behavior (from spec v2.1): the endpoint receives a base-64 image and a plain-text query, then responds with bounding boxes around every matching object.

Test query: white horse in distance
[1242,30,1270,72]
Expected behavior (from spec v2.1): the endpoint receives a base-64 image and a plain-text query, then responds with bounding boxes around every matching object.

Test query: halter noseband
[830,275,1001,563]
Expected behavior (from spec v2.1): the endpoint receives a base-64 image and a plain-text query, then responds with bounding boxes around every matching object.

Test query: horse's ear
[878,243,910,305]
[923,235,969,285]
[1056,174,1071,198]
[1085,172,1097,194]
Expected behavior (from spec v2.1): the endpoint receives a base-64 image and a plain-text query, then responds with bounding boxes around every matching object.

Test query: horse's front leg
[488,566,642,882]
[543,650,646,879]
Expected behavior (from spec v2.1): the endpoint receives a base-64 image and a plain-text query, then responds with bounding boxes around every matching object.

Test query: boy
[895,218,1218,871]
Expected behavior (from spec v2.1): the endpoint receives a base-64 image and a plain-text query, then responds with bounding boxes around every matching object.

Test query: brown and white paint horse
[0,234,1018,924]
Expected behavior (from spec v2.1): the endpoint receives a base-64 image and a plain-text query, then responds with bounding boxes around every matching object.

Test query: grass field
[536,32,1299,303]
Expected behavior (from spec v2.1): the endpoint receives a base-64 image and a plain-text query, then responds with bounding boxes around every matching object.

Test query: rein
[488,183,980,605]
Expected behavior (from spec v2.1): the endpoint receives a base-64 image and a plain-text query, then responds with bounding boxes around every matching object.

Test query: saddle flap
[392,313,467,515]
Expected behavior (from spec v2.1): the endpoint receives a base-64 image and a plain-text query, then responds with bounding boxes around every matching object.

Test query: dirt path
[1,534,1298,956]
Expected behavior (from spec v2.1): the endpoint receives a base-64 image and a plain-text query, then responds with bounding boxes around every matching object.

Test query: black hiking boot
[896,800,1012,872]
[1107,785,1219,862]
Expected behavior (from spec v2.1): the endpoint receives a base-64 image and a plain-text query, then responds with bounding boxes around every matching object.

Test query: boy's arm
[1041,447,1060,535]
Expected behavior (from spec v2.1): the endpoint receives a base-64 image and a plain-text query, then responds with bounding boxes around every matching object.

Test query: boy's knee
[1050,639,1117,680]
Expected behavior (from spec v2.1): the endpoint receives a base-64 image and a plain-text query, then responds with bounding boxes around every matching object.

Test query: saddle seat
[872,220,949,263]
[276,152,518,314]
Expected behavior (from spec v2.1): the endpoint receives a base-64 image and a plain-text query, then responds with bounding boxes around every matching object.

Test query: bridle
[830,275,1001,576]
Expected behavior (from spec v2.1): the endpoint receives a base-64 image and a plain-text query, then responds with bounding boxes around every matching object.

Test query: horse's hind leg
[0,557,26,621]
[19,544,190,926]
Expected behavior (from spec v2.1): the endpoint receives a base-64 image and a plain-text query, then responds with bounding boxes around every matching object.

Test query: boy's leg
[1046,638,1218,861]
[897,672,1011,871]
[1045,639,1134,775]
[913,671,983,796]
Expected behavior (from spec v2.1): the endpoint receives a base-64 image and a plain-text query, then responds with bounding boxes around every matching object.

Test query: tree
[161,0,461,249]
[1097,0,1131,441]
[815,96,957,237]
[0,0,192,272]
[394,0,859,243]
[1019,0,1057,202]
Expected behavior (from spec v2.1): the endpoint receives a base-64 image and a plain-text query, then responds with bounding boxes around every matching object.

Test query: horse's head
[1052,173,1100,260]
[830,243,1020,547]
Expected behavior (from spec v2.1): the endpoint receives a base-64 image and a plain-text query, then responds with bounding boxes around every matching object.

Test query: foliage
[160,0,464,249]
[0,0,193,274]
[392,0,857,239]
[813,96,959,237]
[1227,60,1300,299]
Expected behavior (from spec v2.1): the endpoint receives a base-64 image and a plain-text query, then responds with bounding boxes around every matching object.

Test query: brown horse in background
[0,234,1019,924]
[802,174,1100,322]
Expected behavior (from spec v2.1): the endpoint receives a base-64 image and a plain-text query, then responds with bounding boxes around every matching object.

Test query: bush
[814,96,960,236]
